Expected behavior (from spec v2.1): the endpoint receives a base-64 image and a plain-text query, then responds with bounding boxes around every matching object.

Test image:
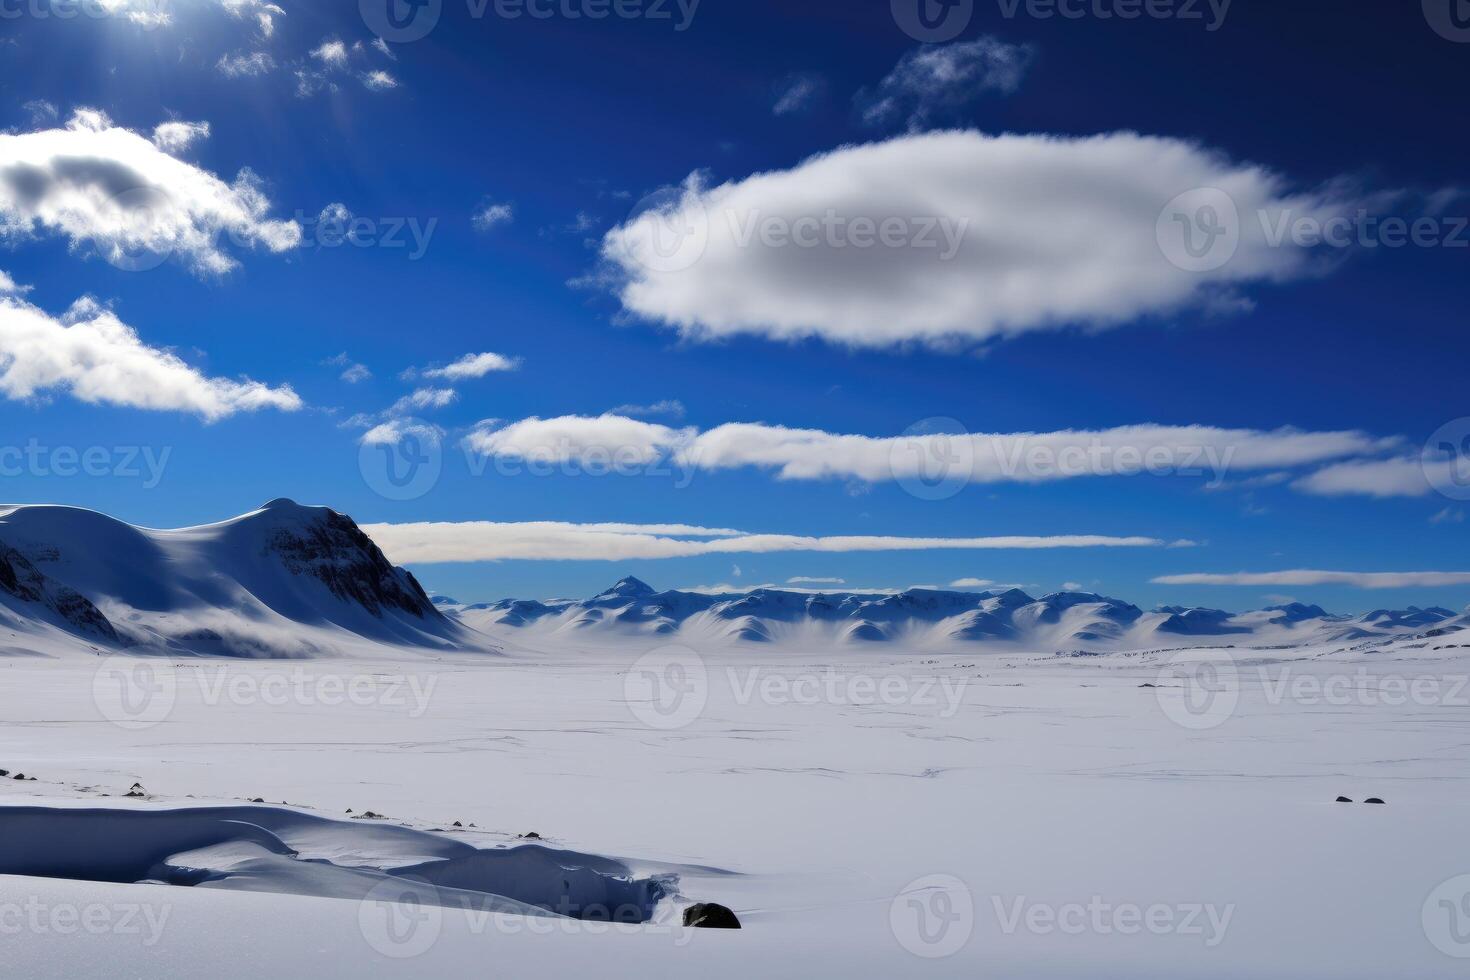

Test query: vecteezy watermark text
[0,441,170,488]
[991,894,1235,946]
[995,0,1231,31]
[93,658,440,730]
[297,208,437,260]
[623,646,969,730]
[360,0,698,44]
[0,898,170,946]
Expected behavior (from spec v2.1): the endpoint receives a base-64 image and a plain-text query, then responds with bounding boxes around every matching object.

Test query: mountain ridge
[440,580,1470,651]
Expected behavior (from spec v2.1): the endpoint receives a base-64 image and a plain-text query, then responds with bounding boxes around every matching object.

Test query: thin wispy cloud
[151,120,210,154]
[421,352,520,381]
[462,414,1398,487]
[856,38,1035,130]
[473,200,514,231]
[364,520,1179,563]
[1154,570,1470,589]
[773,73,824,116]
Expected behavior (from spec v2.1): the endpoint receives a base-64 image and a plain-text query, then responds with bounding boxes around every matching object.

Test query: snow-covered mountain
[0,499,475,658]
[441,577,1470,652]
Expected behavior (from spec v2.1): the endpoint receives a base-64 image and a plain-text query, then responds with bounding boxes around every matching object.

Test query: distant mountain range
[0,499,469,659]
[438,576,1470,651]
[4,501,1465,659]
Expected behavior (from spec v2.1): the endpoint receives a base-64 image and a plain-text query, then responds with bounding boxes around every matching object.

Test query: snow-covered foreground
[3,640,1470,977]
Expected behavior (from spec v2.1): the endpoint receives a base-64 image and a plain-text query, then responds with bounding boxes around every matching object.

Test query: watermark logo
[0,0,172,29]
[889,418,975,501]
[726,667,967,717]
[92,665,439,729]
[1154,650,1239,729]
[298,207,437,260]
[892,0,973,42]
[92,657,177,730]
[992,895,1234,946]
[359,877,443,958]
[995,0,1231,31]
[360,0,442,41]
[0,898,171,945]
[1424,874,1470,957]
[1157,187,1239,273]
[359,418,443,500]
[623,189,709,274]
[623,645,708,729]
[890,874,974,958]
[1424,0,1470,42]
[1424,418,1470,501]
[0,441,170,488]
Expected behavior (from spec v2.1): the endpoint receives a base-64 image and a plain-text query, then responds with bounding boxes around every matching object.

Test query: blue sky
[0,0,1467,611]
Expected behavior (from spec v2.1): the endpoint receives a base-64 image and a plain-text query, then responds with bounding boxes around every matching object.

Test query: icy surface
[3,633,1470,976]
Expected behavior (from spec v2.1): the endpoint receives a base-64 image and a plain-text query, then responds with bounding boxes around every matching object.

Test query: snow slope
[0,499,479,659]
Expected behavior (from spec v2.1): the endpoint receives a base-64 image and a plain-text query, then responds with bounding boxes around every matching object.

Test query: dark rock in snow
[683,902,741,929]
[1335,796,1352,803]
[1364,797,1385,805]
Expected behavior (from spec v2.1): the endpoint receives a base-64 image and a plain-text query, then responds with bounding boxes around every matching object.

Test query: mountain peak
[595,576,655,599]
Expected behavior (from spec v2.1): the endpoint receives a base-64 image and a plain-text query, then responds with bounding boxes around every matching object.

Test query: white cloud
[371,38,395,60]
[856,39,1035,129]
[423,352,519,380]
[340,363,372,384]
[473,200,513,231]
[22,100,58,127]
[151,120,211,154]
[462,413,1395,486]
[218,0,284,37]
[390,387,458,414]
[363,520,1177,563]
[684,422,1392,484]
[311,39,349,69]
[361,417,441,447]
[0,109,300,275]
[773,73,824,116]
[217,51,276,78]
[790,576,846,585]
[0,292,300,420]
[680,581,938,595]
[1154,570,1470,589]
[466,414,691,466]
[94,0,172,27]
[362,70,399,91]
[0,270,24,294]
[949,577,994,588]
[1431,507,1465,525]
[608,399,685,420]
[1292,456,1437,498]
[599,130,1366,350]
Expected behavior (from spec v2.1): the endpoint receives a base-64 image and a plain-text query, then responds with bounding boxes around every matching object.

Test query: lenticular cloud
[600,129,1364,349]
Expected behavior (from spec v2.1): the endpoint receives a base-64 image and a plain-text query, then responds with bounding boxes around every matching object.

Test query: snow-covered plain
[4,635,1470,977]
[3,503,1469,976]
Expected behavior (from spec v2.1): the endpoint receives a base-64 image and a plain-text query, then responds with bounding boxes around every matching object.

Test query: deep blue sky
[0,0,1465,610]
